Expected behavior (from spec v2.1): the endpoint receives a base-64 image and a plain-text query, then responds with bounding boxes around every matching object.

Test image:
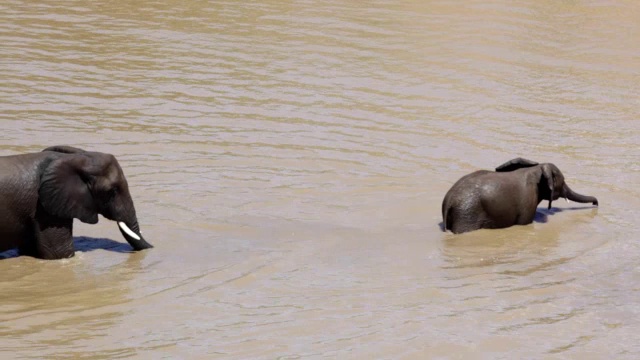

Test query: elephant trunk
[563,184,598,206]
[118,220,153,251]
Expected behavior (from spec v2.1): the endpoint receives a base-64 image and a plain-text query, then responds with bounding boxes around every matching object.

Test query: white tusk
[118,222,141,241]
[565,198,570,203]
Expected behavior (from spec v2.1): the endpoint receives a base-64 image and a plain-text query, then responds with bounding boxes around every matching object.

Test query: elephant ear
[39,153,100,224]
[495,158,539,172]
[540,164,555,210]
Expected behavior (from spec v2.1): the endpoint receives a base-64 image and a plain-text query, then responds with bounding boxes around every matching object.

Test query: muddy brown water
[1,0,640,358]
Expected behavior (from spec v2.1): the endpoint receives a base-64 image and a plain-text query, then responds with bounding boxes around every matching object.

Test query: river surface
[1,0,640,358]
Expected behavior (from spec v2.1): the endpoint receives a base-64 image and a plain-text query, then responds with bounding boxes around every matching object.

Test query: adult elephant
[442,158,598,234]
[0,146,153,259]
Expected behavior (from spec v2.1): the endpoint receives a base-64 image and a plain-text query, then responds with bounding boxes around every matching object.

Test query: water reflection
[0,237,137,260]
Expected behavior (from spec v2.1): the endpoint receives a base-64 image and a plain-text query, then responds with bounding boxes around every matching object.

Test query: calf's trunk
[563,184,598,206]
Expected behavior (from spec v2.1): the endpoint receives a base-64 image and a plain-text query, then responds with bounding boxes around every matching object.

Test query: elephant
[442,158,598,234]
[0,145,153,259]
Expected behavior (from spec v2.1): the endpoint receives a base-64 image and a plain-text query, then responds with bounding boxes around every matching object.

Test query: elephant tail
[442,201,451,232]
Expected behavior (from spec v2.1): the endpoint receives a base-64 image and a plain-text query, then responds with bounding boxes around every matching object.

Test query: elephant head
[38,146,153,251]
[496,157,599,210]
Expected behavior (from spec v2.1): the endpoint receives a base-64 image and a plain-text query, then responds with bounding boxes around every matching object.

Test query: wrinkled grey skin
[0,146,153,259]
[442,158,598,234]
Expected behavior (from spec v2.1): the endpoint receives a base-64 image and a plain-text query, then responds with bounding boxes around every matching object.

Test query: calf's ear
[540,164,555,210]
[42,145,87,154]
[495,158,539,172]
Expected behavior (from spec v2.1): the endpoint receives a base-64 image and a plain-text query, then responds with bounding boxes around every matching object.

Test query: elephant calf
[0,146,153,259]
[442,158,598,234]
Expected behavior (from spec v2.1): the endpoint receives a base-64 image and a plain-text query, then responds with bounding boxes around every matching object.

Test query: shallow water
[1,0,640,358]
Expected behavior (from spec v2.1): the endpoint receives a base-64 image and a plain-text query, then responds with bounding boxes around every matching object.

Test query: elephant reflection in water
[0,146,153,259]
[442,158,598,234]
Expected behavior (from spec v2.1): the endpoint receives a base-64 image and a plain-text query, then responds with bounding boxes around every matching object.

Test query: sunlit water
[1,0,640,358]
